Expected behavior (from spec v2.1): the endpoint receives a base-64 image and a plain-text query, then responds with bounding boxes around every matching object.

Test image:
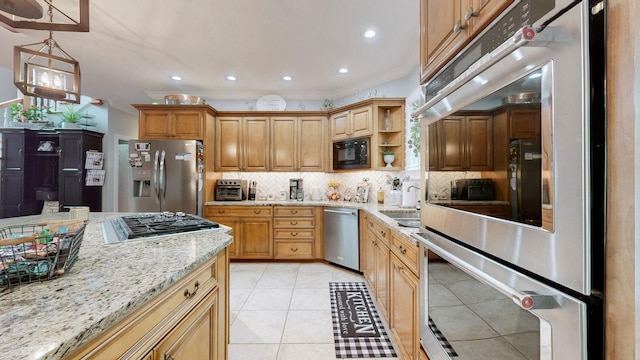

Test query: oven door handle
[413,25,556,118]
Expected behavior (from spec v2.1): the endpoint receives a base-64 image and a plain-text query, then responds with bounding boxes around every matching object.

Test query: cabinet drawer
[274,229,314,240]
[205,206,273,217]
[273,206,315,217]
[274,240,314,259]
[367,217,390,244]
[273,218,315,228]
[390,232,419,276]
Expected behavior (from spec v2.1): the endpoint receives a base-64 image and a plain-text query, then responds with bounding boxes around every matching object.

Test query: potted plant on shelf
[60,105,82,128]
[383,150,395,167]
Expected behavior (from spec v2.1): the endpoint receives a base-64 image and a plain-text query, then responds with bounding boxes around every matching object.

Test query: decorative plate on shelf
[256,94,287,111]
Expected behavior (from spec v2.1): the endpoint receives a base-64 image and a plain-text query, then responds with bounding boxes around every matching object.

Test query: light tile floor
[228,262,400,360]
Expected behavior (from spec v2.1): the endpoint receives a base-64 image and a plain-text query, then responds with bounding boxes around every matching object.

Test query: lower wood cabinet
[273,206,322,260]
[390,252,420,360]
[360,211,421,360]
[205,206,273,259]
[67,250,228,360]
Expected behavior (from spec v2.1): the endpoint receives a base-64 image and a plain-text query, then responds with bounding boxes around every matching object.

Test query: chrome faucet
[406,185,420,192]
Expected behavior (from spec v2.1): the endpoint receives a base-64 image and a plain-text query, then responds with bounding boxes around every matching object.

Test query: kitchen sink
[379,210,421,221]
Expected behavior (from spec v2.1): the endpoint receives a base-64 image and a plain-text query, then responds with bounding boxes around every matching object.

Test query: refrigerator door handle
[159,150,167,201]
[153,150,161,204]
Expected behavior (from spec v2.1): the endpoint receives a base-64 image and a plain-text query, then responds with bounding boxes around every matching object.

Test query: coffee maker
[289,178,303,201]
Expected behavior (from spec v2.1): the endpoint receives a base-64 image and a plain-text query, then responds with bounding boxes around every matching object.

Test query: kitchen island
[0,212,232,360]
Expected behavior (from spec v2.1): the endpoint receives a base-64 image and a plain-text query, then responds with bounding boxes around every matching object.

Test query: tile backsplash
[222,170,420,204]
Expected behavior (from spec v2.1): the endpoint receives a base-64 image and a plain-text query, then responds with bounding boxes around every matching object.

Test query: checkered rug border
[329,282,398,358]
[428,316,458,357]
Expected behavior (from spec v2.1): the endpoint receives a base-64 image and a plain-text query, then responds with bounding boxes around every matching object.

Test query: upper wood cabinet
[330,105,373,141]
[420,0,513,83]
[215,116,270,172]
[435,114,493,171]
[270,116,327,172]
[492,104,541,139]
[135,107,208,140]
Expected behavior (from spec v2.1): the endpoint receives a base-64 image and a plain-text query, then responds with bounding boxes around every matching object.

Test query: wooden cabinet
[435,115,493,171]
[362,215,390,319]
[215,116,270,172]
[271,116,327,172]
[205,206,273,259]
[420,0,512,83]
[273,206,322,259]
[361,211,422,359]
[67,250,228,360]
[492,104,541,139]
[137,108,204,139]
[330,105,372,141]
[390,252,420,360]
[374,100,406,170]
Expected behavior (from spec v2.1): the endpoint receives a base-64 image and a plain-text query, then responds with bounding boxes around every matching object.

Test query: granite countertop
[206,199,424,245]
[0,212,232,360]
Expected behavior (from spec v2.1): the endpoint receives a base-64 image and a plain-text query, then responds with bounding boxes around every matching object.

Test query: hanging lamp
[13,2,80,103]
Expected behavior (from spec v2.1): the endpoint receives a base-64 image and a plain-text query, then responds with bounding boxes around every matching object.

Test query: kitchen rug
[329,282,398,358]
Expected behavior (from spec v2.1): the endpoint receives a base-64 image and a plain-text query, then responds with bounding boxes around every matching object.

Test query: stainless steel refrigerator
[128,140,203,216]
[508,139,542,226]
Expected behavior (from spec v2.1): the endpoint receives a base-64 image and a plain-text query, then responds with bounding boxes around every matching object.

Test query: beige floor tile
[276,344,336,360]
[230,270,263,289]
[298,262,335,272]
[281,310,334,343]
[266,262,301,272]
[230,288,252,311]
[230,310,287,344]
[289,288,331,311]
[243,288,294,311]
[228,343,280,360]
[256,270,298,289]
[295,271,333,289]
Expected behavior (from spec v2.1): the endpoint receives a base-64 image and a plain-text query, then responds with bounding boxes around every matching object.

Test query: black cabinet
[0,129,103,218]
[57,130,103,212]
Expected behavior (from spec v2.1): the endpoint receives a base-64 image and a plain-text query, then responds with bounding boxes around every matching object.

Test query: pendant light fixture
[0,0,88,32]
[13,2,81,103]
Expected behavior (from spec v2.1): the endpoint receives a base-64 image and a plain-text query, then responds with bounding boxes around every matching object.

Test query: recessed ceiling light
[339,68,348,74]
[171,75,182,81]
[226,75,236,81]
[283,75,292,81]
[364,30,376,38]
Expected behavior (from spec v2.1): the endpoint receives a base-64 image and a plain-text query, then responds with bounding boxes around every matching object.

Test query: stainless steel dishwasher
[324,207,359,271]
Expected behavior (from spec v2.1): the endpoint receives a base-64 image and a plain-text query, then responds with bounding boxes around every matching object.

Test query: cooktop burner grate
[110,213,219,240]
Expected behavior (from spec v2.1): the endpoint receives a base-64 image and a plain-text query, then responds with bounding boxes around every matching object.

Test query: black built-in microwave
[332,137,370,170]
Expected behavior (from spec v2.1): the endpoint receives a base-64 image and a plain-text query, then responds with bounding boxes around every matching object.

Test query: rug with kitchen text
[329,282,398,358]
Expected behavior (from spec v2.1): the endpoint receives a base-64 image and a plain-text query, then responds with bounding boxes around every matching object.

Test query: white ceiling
[0,0,419,113]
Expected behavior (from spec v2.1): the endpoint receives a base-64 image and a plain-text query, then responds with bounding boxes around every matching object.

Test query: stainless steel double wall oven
[413,0,605,359]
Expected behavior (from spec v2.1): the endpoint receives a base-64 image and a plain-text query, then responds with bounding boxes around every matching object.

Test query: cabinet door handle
[291,247,299,252]
[183,280,200,299]
[291,210,298,214]
[217,209,225,214]
[291,232,298,236]
[380,230,386,238]
[399,245,407,255]
[464,7,478,21]
[453,20,467,32]
[290,221,298,225]
[254,210,261,214]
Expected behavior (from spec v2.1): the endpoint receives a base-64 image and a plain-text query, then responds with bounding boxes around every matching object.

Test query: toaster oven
[455,178,495,201]
[214,179,246,201]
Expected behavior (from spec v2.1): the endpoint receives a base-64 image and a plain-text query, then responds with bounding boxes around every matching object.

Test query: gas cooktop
[102,212,219,244]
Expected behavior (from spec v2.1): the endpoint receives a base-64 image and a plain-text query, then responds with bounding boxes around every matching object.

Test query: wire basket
[0,220,87,288]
